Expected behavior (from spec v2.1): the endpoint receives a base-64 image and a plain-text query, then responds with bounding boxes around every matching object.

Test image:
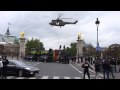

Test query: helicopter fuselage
[49,20,78,27]
[49,20,65,26]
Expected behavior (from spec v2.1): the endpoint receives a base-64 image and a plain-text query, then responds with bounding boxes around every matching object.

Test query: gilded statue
[77,33,81,40]
[20,31,25,38]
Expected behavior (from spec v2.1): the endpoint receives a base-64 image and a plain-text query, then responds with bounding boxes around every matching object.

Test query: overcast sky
[0,11,120,50]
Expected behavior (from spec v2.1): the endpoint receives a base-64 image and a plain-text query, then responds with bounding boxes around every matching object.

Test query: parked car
[39,54,48,62]
[24,54,37,61]
[5,60,39,77]
[59,55,69,64]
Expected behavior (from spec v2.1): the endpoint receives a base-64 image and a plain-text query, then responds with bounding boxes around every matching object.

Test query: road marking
[28,77,37,79]
[89,69,95,73]
[89,69,103,78]
[16,77,25,79]
[7,76,16,79]
[76,63,81,67]
[53,76,59,79]
[99,74,103,77]
[70,64,83,74]
[85,75,89,79]
[64,76,70,79]
[32,62,41,66]
[98,77,102,79]
[41,76,49,79]
[74,77,81,79]
[26,64,32,66]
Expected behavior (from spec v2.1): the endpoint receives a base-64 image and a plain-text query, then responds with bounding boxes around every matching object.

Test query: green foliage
[26,38,45,54]
[65,42,77,57]
[106,44,120,58]
[83,44,95,57]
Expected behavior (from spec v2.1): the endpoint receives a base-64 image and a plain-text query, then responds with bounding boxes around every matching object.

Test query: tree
[106,44,120,58]
[83,44,95,57]
[65,42,77,57]
[26,38,45,54]
[0,45,4,55]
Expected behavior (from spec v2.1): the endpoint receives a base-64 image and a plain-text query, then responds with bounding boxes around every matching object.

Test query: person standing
[102,60,110,79]
[90,56,93,65]
[81,56,83,63]
[94,60,100,79]
[108,62,114,79]
[0,59,3,78]
[74,56,76,62]
[82,60,93,79]
[2,56,9,79]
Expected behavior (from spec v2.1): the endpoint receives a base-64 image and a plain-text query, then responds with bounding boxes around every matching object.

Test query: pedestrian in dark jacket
[2,56,9,79]
[102,60,110,79]
[94,60,100,79]
[74,56,76,62]
[82,60,93,79]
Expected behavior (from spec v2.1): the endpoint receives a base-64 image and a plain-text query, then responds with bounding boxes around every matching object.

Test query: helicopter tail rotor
[74,20,78,24]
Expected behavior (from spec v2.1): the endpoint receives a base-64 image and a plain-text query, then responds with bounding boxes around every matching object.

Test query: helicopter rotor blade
[44,16,54,18]
[60,18,73,19]
[58,13,63,19]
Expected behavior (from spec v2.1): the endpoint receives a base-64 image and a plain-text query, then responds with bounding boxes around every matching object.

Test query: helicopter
[48,15,78,28]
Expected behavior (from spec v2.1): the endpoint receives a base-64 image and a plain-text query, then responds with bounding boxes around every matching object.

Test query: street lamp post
[95,18,100,57]
[77,33,81,63]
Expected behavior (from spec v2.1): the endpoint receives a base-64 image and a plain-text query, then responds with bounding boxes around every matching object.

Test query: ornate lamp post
[95,18,100,57]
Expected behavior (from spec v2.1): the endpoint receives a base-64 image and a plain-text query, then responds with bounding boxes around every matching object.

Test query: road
[5,59,103,79]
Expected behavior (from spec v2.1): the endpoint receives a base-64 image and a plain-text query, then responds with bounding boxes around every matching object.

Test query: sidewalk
[76,62,120,79]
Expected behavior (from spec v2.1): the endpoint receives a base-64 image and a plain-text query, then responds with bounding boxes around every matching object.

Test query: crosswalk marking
[64,76,70,79]
[70,64,83,74]
[98,77,102,79]
[85,75,89,79]
[99,74,103,77]
[5,75,102,79]
[7,76,16,79]
[53,76,59,79]
[74,77,81,79]
[41,76,49,79]
[76,63,81,67]
[28,77,37,79]
[89,69,95,73]
[16,77,25,79]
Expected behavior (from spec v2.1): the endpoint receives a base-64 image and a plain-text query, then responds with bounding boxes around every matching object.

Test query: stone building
[0,27,19,57]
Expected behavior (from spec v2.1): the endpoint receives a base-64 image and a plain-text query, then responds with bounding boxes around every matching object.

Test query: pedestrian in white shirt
[0,59,3,78]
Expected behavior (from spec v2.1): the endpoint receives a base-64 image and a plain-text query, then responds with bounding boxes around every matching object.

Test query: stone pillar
[76,33,83,63]
[19,32,25,58]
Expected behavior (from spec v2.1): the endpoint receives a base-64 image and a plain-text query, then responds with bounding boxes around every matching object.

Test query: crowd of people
[71,56,120,79]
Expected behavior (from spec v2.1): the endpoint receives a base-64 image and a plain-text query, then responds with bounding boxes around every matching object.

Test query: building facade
[0,27,19,57]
